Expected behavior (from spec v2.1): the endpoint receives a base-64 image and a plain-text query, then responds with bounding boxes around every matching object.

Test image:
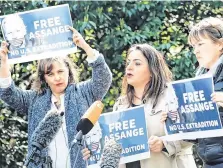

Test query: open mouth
[126,72,133,78]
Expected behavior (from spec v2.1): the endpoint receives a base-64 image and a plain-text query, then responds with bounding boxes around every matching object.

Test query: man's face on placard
[85,122,102,153]
[2,14,26,48]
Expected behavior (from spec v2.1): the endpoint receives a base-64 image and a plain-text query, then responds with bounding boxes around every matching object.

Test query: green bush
[0,1,222,167]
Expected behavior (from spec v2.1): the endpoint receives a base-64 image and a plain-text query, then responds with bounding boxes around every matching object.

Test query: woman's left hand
[149,135,164,153]
[211,92,223,107]
[69,26,94,58]
[68,26,90,51]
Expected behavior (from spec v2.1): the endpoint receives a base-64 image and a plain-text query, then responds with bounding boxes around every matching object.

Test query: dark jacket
[196,57,223,164]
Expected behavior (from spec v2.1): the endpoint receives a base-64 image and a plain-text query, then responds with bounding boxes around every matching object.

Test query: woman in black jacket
[188,17,223,168]
[161,16,223,168]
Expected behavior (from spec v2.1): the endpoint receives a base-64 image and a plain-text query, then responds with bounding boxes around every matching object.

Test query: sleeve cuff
[86,49,99,63]
[162,140,181,156]
[0,76,12,88]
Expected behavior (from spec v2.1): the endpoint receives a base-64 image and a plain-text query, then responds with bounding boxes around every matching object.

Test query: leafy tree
[0,1,222,167]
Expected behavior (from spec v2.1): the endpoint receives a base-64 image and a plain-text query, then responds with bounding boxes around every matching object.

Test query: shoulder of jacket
[117,95,128,104]
[113,96,128,111]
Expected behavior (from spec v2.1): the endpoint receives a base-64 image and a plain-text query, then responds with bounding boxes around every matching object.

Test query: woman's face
[44,61,69,96]
[191,37,222,69]
[125,49,151,88]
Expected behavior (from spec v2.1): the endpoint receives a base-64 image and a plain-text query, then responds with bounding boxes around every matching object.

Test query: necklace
[54,101,61,110]
[134,95,142,100]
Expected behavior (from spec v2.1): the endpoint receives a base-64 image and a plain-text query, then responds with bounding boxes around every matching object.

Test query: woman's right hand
[212,92,223,107]
[160,111,168,123]
[0,41,10,78]
[82,148,91,160]
[0,41,9,62]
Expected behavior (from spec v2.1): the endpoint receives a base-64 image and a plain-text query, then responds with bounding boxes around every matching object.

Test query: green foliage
[0,107,28,167]
[0,0,222,167]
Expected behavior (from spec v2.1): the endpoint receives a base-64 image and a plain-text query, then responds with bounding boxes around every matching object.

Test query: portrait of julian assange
[1,14,42,51]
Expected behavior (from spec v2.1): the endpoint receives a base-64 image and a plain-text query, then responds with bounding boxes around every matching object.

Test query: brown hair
[188,17,223,48]
[121,43,172,108]
[32,56,79,94]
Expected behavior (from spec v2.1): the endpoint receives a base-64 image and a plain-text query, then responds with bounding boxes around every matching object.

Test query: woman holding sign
[161,17,223,168]
[0,27,112,168]
[82,43,196,168]
[188,17,223,168]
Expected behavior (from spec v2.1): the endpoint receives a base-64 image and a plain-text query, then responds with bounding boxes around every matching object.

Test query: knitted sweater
[0,54,112,168]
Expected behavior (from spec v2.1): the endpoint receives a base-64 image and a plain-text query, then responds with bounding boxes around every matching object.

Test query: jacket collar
[209,54,223,76]
[196,54,223,77]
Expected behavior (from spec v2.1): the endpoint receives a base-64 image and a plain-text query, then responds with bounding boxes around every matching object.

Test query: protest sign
[0,4,76,64]
[164,75,223,141]
[85,106,150,168]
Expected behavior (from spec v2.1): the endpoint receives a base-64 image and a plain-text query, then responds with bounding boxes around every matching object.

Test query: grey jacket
[0,54,112,168]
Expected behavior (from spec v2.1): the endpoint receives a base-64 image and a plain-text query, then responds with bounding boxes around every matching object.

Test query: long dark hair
[121,43,172,108]
[32,56,79,94]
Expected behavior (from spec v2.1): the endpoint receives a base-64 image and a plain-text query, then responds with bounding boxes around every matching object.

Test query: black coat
[196,61,223,164]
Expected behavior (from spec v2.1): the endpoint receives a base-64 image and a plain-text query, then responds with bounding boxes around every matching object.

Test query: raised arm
[0,41,36,114]
[69,27,112,101]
